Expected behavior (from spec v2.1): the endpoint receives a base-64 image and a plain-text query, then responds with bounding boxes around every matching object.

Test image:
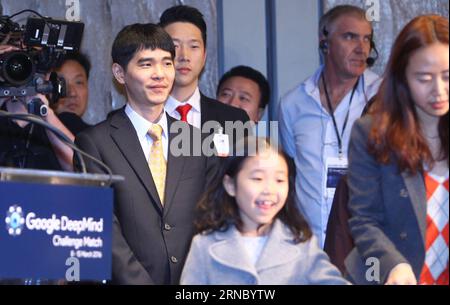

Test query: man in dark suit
[75,23,217,284]
[159,5,250,147]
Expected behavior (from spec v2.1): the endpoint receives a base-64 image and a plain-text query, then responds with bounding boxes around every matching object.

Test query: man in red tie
[160,5,250,141]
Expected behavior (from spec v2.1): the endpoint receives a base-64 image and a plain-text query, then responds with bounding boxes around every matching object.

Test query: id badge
[324,157,348,202]
[213,132,230,157]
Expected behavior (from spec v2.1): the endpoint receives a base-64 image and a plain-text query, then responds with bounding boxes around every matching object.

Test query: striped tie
[148,124,166,204]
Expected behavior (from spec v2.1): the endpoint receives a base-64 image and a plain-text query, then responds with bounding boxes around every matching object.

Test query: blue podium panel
[0,181,113,281]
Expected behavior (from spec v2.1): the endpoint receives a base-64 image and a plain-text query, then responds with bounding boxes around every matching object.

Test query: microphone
[366,43,379,67]
[366,57,376,67]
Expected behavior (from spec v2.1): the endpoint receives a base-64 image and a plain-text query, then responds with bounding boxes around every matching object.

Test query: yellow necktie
[148,124,166,204]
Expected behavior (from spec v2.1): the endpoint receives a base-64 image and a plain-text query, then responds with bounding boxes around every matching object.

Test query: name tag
[213,132,230,157]
[324,156,348,201]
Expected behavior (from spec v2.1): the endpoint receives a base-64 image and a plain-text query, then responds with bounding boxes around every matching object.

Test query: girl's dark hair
[368,15,449,174]
[111,23,175,70]
[195,137,312,244]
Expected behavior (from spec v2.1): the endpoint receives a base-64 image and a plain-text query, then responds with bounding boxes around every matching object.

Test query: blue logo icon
[5,205,25,236]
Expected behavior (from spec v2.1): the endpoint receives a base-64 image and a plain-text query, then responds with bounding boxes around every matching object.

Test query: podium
[0,167,123,282]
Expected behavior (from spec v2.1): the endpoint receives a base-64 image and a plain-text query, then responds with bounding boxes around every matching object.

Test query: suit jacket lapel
[110,109,163,212]
[163,114,187,216]
[200,94,206,125]
[200,93,213,125]
[401,171,426,245]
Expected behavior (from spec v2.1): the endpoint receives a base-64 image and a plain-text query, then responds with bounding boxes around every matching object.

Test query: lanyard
[321,73,359,157]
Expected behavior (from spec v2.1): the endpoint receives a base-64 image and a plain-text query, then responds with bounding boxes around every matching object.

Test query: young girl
[346,15,448,285]
[180,137,348,284]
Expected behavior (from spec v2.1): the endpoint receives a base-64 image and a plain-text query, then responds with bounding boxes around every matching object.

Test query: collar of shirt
[165,87,201,128]
[125,104,169,161]
[303,65,380,109]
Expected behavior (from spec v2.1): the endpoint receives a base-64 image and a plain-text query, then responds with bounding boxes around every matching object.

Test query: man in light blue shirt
[278,5,381,247]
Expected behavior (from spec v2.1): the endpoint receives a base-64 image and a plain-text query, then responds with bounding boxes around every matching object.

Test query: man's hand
[33,93,50,107]
[385,263,417,285]
[0,44,19,55]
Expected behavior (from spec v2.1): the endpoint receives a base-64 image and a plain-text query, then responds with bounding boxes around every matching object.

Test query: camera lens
[0,51,35,86]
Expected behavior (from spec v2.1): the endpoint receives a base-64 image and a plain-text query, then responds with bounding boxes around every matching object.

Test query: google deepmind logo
[5,205,25,236]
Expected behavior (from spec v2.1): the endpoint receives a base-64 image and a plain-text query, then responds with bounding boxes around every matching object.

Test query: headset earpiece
[320,27,329,53]
[320,40,328,52]
[366,30,379,67]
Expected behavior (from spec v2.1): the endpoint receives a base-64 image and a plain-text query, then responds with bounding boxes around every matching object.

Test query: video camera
[0,11,84,116]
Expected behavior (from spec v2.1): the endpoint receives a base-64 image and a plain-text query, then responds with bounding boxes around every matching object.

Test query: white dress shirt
[165,87,202,129]
[125,104,169,162]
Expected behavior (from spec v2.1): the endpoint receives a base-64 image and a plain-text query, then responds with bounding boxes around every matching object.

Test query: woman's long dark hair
[195,137,312,244]
[368,15,449,174]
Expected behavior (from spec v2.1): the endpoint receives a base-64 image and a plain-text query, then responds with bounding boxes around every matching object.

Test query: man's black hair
[159,5,207,46]
[111,23,175,69]
[58,51,91,79]
[217,65,270,109]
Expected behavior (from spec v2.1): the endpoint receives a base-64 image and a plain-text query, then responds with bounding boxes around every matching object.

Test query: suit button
[400,232,408,240]
[164,223,172,231]
[170,256,178,264]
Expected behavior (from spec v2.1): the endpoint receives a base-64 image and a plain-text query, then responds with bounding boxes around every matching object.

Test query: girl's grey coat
[180,219,349,285]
